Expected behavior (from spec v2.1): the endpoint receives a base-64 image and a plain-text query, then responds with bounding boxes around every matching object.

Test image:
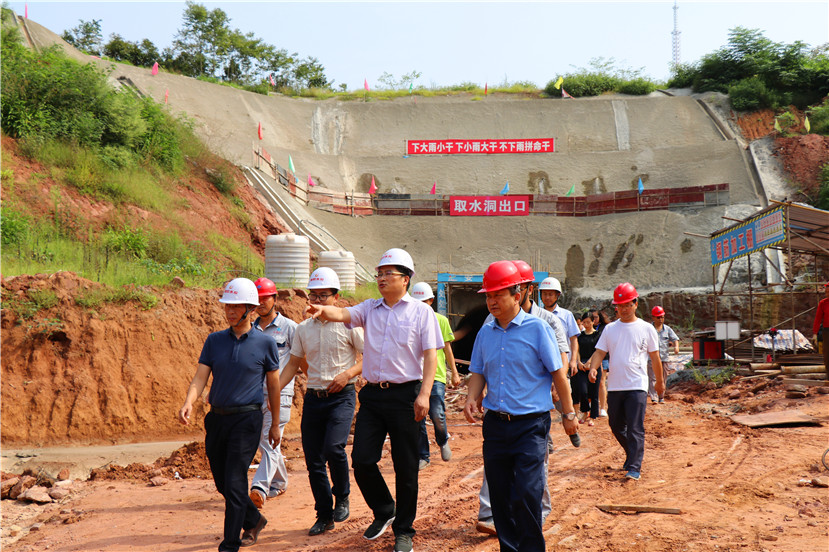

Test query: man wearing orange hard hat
[588,282,663,482]
[464,261,578,552]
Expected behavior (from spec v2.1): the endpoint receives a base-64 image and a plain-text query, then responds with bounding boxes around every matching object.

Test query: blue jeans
[607,390,647,473]
[482,410,550,552]
[418,381,447,460]
[204,410,263,552]
[301,386,356,520]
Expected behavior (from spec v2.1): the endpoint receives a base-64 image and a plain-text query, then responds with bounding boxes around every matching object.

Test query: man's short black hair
[395,265,412,291]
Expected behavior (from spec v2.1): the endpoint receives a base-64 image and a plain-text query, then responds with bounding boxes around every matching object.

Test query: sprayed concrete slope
[22,16,763,296]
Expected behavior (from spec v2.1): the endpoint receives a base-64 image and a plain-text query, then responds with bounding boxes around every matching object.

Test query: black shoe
[362,512,395,540]
[240,514,267,547]
[394,534,414,552]
[333,496,350,522]
[308,518,334,536]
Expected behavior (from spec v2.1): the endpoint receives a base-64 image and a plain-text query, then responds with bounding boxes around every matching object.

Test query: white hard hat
[220,278,260,305]
[411,282,434,301]
[539,277,562,293]
[377,248,415,276]
[308,267,340,291]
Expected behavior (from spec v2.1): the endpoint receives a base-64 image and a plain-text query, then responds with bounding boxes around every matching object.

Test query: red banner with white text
[407,139,554,155]
[450,196,530,216]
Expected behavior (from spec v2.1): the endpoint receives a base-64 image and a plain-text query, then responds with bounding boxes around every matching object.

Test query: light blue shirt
[551,304,581,340]
[347,294,443,383]
[470,309,562,415]
[254,313,298,398]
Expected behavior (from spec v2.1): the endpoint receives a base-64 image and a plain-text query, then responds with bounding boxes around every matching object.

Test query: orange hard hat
[612,282,639,304]
[479,261,525,293]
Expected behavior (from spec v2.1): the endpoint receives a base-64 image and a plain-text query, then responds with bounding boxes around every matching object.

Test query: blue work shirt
[470,309,562,415]
[199,327,280,408]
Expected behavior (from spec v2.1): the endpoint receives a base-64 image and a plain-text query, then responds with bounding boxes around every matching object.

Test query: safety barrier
[253,148,728,218]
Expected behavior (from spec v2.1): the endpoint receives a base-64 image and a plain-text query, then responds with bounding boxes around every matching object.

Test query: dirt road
[3,379,828,552]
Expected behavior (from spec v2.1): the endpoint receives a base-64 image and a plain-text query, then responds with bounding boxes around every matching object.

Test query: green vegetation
[668,27,829,111]
[75,286,158,310]
[691,366,736,387]
[543,58,659,98]
[0,13,265,290]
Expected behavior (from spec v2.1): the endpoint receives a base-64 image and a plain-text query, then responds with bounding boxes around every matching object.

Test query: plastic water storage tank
[265,234,310,287]
[318,250,356,291]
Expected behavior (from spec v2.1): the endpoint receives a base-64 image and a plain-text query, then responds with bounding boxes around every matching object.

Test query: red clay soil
[2,382,828,552]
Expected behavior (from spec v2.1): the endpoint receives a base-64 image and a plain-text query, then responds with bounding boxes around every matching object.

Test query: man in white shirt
[588,282,663,481]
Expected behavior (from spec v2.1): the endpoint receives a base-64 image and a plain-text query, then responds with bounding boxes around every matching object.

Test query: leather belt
[488,410,546,422]
[307,383,355,399]
[211,403,261,415]
[366,380,421,389]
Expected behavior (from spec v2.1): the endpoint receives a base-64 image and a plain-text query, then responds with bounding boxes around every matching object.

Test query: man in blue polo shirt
[464,261,578,552]
[179,278,280,551]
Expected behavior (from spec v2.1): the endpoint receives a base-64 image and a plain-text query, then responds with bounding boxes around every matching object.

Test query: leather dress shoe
[333,496,350,522]
[240,514,267,547]
[308,517,334,536]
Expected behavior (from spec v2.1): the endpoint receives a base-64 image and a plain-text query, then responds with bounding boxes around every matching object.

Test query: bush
[1,206,30,246]
[103,226,148,258]
[808,99,829,135]
[545,73,621,98]
[817,163,829,210]
[728,77,772,111]
[617,78,657,95]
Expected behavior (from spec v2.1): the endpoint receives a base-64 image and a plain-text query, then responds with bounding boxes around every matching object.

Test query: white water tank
[318,250,356,291]
[265,233,310,287]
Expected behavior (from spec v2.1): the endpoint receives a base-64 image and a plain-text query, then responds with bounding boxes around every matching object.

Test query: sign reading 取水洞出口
[450,196,529,216]
[407,139,554,155]
[709,205,785,266]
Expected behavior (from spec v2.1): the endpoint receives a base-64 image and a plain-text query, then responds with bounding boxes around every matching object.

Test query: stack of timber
[738,361,827,387]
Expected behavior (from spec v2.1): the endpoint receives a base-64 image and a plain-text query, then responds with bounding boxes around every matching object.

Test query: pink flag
[368,175,377,194]
[364,78,369,92]
[562,88,573,99]
[308,174,315,187]
[269,74,276,87]
[257,122,263,140]
[429,182,436,195]
[164,89,169,104]
[151,62,159,75]
[24,4,28,18]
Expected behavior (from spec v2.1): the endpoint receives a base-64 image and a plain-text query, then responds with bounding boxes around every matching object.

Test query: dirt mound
[0,271,337,447]
[774,134,829,195]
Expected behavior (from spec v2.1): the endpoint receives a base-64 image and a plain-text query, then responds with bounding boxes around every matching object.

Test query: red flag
[429,182,436,195]
[368,175,377,194]
[164,89,169,104]
[484,82,488,96]
[364,78,369,92]
[151,62,159,75]
[562,88,573,99]
[269,74,276,87]
[257,122,263,140]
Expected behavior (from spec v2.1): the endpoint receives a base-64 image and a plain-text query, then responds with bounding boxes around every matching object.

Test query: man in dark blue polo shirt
[464,261,578,552]
[179,278,281,551]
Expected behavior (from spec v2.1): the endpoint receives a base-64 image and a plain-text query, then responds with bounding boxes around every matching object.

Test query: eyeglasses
[374,271,406,280]
[308,292,334,301]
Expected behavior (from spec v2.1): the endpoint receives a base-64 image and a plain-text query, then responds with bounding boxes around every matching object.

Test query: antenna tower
[672,1,681,71]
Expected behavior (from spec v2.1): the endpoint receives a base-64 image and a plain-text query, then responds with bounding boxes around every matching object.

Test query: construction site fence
[253,149,728,217]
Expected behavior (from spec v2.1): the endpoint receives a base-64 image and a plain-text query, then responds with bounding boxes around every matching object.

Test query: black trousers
[204,410,264,552]
[352,381,421,538]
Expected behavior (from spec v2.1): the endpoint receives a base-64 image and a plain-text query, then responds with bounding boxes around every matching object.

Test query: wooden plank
[781,365,826,374]
[730,409,820,428]
[596,504,682,515]
[780,378,829,386]
[740,371,781,380]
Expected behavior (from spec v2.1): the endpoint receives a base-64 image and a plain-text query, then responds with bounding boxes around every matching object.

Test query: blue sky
[11,1,829,89]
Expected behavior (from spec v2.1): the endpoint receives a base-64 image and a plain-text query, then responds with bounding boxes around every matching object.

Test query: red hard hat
[651,306,665,317]
[611,282,639,304]
[479,261,525,293]
[511,260,534,284]
[254,277,277,297]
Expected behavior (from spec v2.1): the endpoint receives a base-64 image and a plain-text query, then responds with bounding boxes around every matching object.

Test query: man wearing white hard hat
[307,248,442,552]
[540,277,580,377]
[411,281,459,470]
[178,278,280,551]
[276,267,364,536]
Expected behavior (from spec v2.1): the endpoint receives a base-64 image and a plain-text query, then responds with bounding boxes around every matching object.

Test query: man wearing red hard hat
[464,261,578,552]
[812,281,829,374]
[588,283,663,482]
[648,305,680,403]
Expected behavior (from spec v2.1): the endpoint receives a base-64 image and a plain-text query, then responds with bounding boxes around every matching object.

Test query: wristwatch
[563,412,576,421]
